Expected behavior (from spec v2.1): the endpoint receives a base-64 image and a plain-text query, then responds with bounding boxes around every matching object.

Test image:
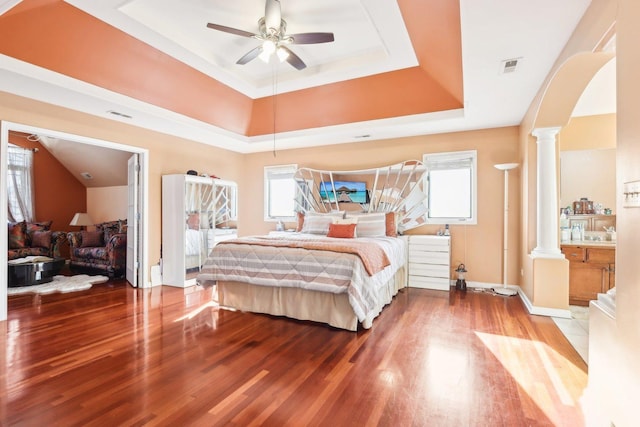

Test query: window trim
[264,164,298,222]
[422,150,477,225]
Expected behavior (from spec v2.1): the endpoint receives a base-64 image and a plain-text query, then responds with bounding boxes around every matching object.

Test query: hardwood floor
[1,282,588,426]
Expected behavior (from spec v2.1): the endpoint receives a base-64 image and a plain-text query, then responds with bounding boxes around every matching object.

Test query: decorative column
[531,127,563,258]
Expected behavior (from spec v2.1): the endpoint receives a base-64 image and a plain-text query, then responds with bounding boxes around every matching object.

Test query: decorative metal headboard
[294,160,427,233]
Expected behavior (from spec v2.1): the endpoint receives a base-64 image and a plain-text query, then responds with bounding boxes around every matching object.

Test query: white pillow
[301,212,344,234]
[346,212,386,237]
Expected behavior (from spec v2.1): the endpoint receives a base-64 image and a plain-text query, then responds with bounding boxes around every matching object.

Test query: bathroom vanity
[561,242,615,306]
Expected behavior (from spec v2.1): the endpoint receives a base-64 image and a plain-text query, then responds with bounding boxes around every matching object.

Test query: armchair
[67,219,127,278]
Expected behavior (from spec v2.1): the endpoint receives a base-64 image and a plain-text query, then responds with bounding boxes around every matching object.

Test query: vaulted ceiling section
[0,0,463,138]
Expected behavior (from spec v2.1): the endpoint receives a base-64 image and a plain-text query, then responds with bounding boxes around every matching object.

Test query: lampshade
[70,212,93,227]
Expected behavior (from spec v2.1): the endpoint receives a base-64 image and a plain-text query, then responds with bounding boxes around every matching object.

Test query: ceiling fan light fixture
[206,0,334,70]
[259,40,276,62]
[276,47,289,62]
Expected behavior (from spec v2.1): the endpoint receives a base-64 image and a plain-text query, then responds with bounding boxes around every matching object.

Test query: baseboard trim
[518,289,572,318]
[462,281,572,319]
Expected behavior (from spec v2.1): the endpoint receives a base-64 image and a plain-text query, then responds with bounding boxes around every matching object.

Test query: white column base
[530,247,564,259]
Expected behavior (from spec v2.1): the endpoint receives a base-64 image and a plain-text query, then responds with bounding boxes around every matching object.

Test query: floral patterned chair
[67,219,127,278]
[8,220,66,260]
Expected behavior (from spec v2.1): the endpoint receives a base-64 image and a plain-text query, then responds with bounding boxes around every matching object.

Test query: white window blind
[264,164,297,220]
[423,150,477,225]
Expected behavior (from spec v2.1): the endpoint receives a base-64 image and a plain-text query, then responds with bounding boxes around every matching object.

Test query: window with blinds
[264,164,298,220]
[422,150,477,225]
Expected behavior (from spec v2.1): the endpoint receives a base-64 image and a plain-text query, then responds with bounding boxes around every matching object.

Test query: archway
[524,50,616,314]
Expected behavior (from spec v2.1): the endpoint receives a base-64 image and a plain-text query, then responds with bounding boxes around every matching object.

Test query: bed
[197,231,407,331]
[196,161,426,331]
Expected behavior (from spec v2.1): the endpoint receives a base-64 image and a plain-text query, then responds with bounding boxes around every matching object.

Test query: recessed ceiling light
[80,172,93,180]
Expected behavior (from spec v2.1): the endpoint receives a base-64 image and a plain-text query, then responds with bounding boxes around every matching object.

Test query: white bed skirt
[217,266,406,331]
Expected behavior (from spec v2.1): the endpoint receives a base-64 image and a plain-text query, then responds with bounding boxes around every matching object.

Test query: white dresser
[407,235,451,291]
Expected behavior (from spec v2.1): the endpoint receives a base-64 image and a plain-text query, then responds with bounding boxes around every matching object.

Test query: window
[7,144,35,222]
[264,164,297,221]
[423,150,477,225]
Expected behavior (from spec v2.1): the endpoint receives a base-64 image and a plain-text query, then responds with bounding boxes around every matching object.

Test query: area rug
[7,274,109,296]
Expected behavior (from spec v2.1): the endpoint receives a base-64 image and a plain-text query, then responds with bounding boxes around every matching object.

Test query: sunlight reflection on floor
[475,331,588,425]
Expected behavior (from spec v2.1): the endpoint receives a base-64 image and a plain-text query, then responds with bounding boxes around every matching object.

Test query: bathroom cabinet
[561,245,615,306]
[566,214,615,232]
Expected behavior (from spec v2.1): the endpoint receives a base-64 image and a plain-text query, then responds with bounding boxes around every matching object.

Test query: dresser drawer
[409,263,449,278]
[408,251,450,265]
[586,248,615,263]
[409,275,450,291]
[561,247,586,262]
[409,242,450,253]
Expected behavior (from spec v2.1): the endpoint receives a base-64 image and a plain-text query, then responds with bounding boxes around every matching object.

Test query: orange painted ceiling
[0,0,463,137]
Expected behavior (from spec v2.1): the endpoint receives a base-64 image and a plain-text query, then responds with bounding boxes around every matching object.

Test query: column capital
[532,127,561,141]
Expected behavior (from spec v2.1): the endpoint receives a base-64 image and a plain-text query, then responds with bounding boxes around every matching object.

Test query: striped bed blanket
[197,234,406,322]
[215,235,390,275]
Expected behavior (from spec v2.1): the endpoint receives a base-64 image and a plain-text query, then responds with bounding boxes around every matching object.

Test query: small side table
[7,258,66,287]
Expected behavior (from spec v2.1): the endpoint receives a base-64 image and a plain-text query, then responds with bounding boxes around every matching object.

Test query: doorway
[1,121,149,321]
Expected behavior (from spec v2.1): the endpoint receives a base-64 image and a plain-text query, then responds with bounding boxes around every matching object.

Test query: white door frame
[0,121,150,321]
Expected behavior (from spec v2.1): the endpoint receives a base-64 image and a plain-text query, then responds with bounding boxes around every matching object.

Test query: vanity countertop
[561,241,616,249]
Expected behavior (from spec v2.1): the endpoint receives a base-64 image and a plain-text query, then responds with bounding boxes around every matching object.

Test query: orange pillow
[385,212,397,237]
[296,211,305,232]
[327,223,356,238]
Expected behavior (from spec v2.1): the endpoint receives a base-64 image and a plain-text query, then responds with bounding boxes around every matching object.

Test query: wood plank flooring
[1,282,588,426]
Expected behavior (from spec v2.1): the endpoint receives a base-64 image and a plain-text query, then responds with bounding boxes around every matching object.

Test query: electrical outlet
[520,268,524,276]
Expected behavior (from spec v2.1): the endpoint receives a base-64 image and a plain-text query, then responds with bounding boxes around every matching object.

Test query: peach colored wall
[87,186,128,225]
[560,114,616,214]
[560,114,616,151]
[531,257,569,309]
[241,127,521,286]
[600,0,640,423]
[1,91,244,276]
[560,149,616,213]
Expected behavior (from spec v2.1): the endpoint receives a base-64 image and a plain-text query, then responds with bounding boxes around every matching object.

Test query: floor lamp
[493,163,519,296]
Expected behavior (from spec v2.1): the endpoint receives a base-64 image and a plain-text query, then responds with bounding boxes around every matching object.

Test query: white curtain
[7,144,35,223]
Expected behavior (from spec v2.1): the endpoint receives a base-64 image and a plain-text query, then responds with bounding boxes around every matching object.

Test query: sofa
[67,219,127,278]
[8,220,66,260]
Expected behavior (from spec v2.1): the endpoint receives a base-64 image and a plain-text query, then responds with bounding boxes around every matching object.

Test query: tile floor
[552,305,589,363]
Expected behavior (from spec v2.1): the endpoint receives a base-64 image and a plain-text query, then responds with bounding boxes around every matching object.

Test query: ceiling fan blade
[280,46,306,70]
[206,22,256,38]
[236,45,263,65]
[289,32,335,44]
[264,0,282,32]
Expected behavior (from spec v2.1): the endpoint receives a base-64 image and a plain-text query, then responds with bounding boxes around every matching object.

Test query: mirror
[294,160,427,233]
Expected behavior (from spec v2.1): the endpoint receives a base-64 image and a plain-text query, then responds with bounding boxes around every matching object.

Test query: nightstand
[407,235,451,291]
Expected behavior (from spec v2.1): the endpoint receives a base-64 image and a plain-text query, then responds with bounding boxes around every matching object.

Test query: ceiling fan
[206,0,334,70]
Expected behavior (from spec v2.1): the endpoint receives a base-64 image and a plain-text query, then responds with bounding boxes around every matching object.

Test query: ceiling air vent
[107,110,133,119]
[500,57,522,74]
[80,172,93,180]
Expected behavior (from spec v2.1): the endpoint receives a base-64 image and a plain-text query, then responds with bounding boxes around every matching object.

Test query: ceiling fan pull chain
[272,61,278,157]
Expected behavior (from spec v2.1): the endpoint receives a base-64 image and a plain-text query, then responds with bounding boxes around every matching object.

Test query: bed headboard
[293,160,427,233]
